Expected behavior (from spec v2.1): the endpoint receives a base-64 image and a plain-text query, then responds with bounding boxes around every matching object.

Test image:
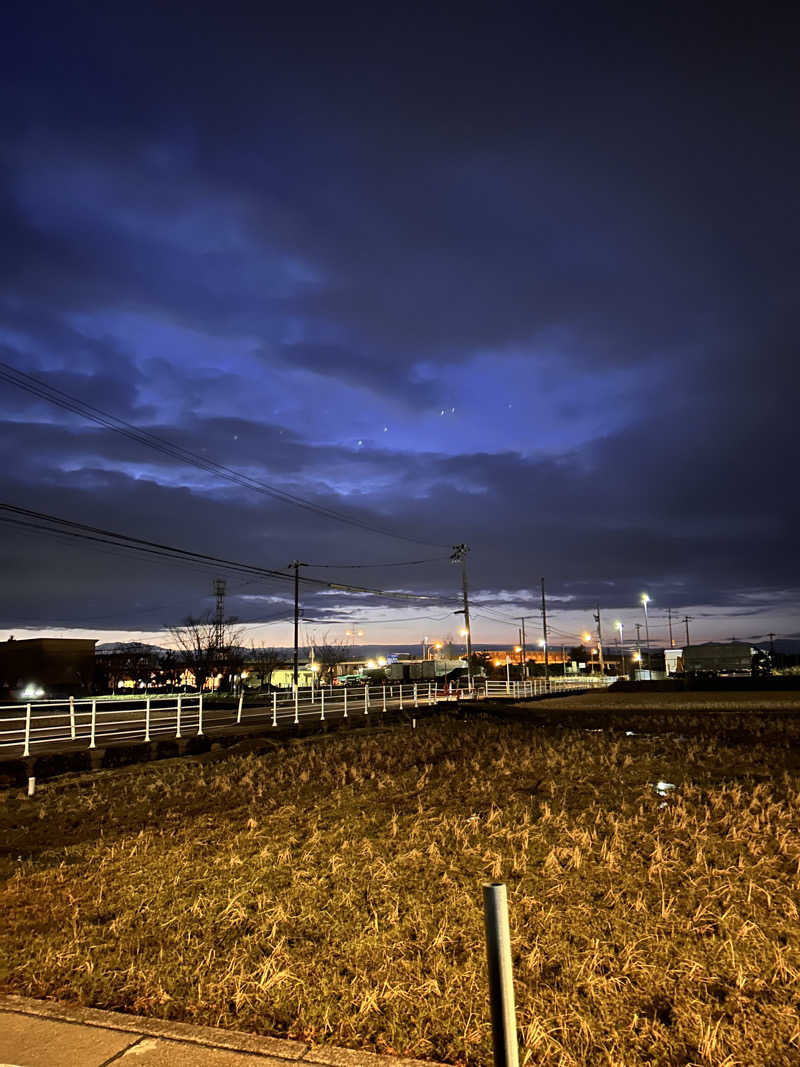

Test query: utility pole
[519,618,528,679]
[666,607,674,648]
[213,578,226,649]
[593,603,605,674]
[451,544,473,685]
[683,615,692,647]
[289,560,307,689]
[540,578,549,681]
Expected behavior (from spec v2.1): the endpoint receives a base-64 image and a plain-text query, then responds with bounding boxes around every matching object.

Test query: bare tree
[168,614,243,691]
[247,644,284,688]
[308,633,353,685]
[440,634,459,659]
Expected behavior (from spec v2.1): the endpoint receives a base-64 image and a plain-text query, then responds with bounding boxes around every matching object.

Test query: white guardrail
[0,676,616,757]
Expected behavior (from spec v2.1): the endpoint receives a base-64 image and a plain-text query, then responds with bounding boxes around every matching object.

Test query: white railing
[482,676,617,699]
[0,676,616,758]
[0,682,464,757]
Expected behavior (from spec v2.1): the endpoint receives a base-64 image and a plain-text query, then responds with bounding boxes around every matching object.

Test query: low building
[0,637,97,698]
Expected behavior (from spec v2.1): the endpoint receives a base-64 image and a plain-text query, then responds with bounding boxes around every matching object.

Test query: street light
[641,594,651,671]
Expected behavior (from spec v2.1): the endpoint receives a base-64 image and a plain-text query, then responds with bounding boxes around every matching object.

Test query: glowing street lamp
[641,594,651,670]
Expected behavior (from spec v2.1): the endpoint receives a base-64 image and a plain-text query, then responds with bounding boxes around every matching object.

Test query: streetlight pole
[615,621,624,676]
[641,594,651,673]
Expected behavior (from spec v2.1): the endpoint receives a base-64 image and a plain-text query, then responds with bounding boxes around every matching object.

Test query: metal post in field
[272,692,277,726]
[382,685,386,713]
[483,883,519,1067]
[343,687,348,718]
[197,692,204,736]
[89,698,97,749]
[23,703,31,757]
[294,687,299,725]
[320,688,325,721]
[27,776,35,797]
[69,695,76,740]
[145,695,151,742]
[413,683,418,707]
[237,690,244,724]
[176,694,182,738]
[364,684,369,715]
[399,685,404,710]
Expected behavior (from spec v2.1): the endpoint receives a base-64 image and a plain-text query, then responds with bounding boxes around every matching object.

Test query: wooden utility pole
[289,560,306,688]
[593,604,605,673]
[540,578,549,681]
[451,544,473,685]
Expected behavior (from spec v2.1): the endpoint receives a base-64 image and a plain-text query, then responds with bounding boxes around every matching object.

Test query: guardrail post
[69,695,76,740]
[89,698,97,749]
[294,687,299,725]
[382,685,386,713]
[428,682,433,704]
[237,690,244,724]
[364,684,369,715]
[413,683,418,707]
[399,685,404,710]
[24,702,31,757]
[343,687,348,718]
[320,688,325,721]
[197,692,204,736]
[272,692,277,726]
[483,882,520,1067]
[176,694,182,738]
[145,695,151,741]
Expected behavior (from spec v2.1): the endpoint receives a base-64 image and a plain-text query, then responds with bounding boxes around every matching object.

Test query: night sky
[1,6,798,651]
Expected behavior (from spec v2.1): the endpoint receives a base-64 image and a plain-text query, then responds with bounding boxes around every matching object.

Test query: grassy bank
[2,709,800,1064]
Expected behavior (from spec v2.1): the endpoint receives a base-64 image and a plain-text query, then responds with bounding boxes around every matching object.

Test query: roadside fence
[0,675,615,758]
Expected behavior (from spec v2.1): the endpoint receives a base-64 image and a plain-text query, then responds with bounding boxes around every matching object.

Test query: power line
[303,556,450,568]
[0,360,448,548]
[0,502,459,605]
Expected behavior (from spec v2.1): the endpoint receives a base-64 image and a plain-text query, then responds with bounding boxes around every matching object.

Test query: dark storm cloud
[0,5,797,638]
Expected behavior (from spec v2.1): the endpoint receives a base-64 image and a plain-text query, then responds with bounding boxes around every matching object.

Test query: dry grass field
[2,701,800,1065]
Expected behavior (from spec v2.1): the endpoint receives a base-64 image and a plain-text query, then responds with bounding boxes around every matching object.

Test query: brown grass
[2,707,800,1065]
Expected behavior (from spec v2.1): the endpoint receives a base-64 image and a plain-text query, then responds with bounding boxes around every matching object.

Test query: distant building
[664,649,684,675]
[0,637,97,698]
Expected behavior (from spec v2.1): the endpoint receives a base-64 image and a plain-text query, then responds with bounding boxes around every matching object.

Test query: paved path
[0,995,440,1067]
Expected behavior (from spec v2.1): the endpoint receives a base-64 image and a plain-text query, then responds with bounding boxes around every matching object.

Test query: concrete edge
[0,995,440,1066]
